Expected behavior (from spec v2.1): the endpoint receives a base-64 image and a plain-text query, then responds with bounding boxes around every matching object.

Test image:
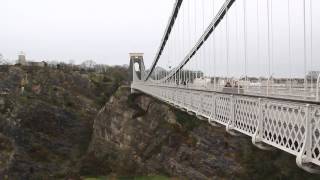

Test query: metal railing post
[214,94,217,121]
[267,78,270,96]
[296,104,320,173]
[226,95,237,135]
[305,104,312,160]
[252,98,272,150]
[209,93,216,124]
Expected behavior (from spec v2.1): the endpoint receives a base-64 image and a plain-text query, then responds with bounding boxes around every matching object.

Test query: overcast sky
[1,0,319,78]
[0,0,174,66]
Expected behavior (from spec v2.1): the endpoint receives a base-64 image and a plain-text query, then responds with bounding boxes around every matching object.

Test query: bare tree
[94,64,109,73]
[0,54,3,64]
[81,60,96,70]
[47,60,59,68]
[68,59,75,66]
[0,54,9,65]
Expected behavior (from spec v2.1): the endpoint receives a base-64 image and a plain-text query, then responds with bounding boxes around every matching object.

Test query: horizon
[1,0,319,77]
[0,0,174,66]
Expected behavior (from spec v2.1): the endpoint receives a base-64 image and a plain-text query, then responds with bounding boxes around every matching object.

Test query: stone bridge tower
[129,53,145,82]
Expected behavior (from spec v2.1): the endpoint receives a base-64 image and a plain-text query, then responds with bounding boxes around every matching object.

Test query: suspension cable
[310,0,313,92]
[167,25,171,85]
[178,4,181,86]
[288,0,292,92]
[267,0,271,96]
[202,0,206,88]
[257,0,261,89]
[303,0,307,98]
[172,32,174,85]
[188,0,191,86]
[270,0,274,93]
[235,0,239,89]
[182,3,185,85]
[207,1,212,89]
[220,22,224,84]
[194,0,198,80]
[243,0,248,87]
[213,0,216,90]
[174,15,177,86]
[226,4,229,81]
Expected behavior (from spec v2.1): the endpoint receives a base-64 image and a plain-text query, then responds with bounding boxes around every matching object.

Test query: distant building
[193,77,211,86]
[307,71,320,80]
[16,52,47,67]
[18,52,27,65]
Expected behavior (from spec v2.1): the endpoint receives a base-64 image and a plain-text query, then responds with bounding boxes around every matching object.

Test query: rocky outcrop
[0,134,14,177]
[88,87,246,179]
[0,96,96,179]
[87,86,320,179]
[90,88,239,179]
[0,66,111,179]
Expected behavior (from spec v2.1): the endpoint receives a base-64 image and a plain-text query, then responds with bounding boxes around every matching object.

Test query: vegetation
[84,175,170,180]
[2,64,320,179]
[238,143,320,180]
[0,64,130,179]
[174,110,200,131]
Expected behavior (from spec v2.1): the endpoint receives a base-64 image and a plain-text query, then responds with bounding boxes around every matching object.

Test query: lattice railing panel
[200,93,214,117]
[183,90,192,110]
[234,97,259,136]
[215,94,231,125]
[263,102,306,154]
[176,90,184,106]
[190,92,201,112]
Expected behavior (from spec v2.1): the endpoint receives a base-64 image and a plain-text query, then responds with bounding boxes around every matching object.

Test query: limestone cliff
[86,86,319,179]
[0,65,127,179]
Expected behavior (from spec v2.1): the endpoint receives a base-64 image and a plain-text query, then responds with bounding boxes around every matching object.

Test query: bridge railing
[132,82,320,172]
[139,80,319,103]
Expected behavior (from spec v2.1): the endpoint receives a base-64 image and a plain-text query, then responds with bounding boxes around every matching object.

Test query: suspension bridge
[130,0,320,173]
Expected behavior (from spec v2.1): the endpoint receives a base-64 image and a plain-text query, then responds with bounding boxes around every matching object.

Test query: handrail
[135,83,320,105]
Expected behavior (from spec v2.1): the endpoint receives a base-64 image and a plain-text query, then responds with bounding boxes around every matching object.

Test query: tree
[94,64,109,73]
[81,60,96,70]
[0,54,9,65]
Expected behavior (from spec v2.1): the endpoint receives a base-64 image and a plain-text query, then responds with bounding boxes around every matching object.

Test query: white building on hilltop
[17,52,46,67]
[17,52,27,65]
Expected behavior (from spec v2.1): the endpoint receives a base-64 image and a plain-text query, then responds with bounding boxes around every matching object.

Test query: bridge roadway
[132,82,320,173]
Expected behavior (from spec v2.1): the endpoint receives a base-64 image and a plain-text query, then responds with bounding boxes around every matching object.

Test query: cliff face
[88,88,240,179]
[0,66,99,179]
[0,134,14,176]
[86,87,319,179]
[0,65,126,179]
[88,86,245,179]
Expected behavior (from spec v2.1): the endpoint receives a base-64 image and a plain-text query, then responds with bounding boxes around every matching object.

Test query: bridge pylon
[129,53,145,94]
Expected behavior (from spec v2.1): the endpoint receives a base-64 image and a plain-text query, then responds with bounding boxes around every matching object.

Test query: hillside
[0,65,319,179]
[0,65,127,179]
